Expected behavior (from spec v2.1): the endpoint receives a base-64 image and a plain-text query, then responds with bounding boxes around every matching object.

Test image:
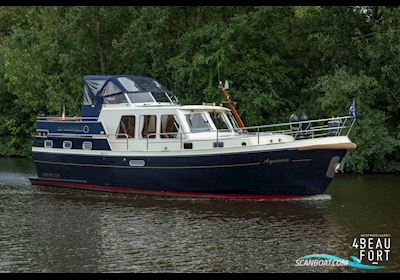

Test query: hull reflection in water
[26,187,344,272]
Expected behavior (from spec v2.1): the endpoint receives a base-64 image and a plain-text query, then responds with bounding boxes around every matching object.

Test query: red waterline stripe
[29,178,305,200]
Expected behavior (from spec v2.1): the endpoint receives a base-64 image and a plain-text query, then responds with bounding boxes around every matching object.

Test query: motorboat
[29,75,357,199]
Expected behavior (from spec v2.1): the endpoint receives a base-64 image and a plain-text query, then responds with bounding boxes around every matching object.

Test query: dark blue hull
[30,148,347,199]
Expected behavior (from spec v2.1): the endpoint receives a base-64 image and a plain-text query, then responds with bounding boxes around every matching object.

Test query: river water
[0,157,399,273]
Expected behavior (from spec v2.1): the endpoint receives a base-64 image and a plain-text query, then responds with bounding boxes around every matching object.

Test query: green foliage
[0,6,399,173]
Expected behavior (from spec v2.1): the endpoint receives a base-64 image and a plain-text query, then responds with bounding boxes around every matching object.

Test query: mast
[219,81,246,129]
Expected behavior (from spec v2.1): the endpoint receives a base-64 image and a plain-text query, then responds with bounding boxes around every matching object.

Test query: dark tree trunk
[95,7,106,74]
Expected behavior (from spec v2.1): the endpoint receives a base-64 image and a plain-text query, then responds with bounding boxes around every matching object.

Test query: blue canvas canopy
[82,75,171,105]
[81,75,175,118]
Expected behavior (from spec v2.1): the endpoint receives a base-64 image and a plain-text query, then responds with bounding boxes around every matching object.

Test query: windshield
[152,92,172,103]
[126,92,155,103]
[185,113,211,132]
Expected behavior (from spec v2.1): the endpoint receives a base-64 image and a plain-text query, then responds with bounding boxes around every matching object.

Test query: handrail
[37,116,99,122]
[144,116,356,151]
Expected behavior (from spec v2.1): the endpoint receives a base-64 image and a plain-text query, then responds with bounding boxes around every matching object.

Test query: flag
[348,98,356,118]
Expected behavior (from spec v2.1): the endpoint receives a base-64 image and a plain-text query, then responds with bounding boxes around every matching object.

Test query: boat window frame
[184,112,212,133]
[160,114,181,139]
[226,111,241,132]
[117,115,136,139]
[140,114,158,139]
[209,111,233,131]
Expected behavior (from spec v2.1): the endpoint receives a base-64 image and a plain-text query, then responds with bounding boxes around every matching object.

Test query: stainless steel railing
[145,116,356,151]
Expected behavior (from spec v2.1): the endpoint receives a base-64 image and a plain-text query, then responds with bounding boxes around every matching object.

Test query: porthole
[82,141,92,150]
[63,141,72,149]
[270,139,273,144]
[44,140,53,148]
[241,142,247,146]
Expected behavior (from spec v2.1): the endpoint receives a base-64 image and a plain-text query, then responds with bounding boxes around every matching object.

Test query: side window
[161,115,180,138]
[117,116,136,138]
[210,112,229,130]
[227,111,240,132]
[141,115,157,139]
[185,113,211,132]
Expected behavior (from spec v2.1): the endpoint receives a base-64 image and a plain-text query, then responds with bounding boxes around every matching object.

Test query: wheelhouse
[99,103,241,151]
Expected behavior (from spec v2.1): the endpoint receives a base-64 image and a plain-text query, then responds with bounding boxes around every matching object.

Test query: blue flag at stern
[348,98,356,118]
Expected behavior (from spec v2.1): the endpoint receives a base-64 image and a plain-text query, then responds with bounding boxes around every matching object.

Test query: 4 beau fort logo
[296,234,390,270]
[352,234,390,266]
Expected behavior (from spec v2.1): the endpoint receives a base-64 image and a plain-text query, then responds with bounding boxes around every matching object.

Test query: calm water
[0,157,399,273]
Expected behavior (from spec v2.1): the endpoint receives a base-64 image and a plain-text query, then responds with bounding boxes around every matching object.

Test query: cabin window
[82,141,93,150]
[117,116,136,138]
[185,113,211,132]
[210,112,230,130]
[161,115,180,138]
[141,115,157,139]
[63,141,72,149]
[44,140,53,148]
